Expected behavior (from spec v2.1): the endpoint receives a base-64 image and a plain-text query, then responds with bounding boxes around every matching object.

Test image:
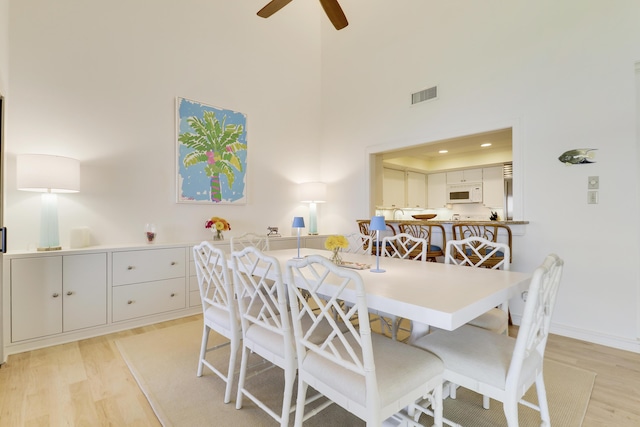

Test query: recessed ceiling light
[481,143,492,148]
[439,150,448,154]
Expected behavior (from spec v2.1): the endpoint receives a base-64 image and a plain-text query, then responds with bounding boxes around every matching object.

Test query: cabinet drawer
[112,278,186,322]
[113,248,186,286]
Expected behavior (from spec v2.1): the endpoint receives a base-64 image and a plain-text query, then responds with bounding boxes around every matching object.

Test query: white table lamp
[17,154,80,251]
[299,182,326,235]
[292,216,305,259]
[370,215,386,273]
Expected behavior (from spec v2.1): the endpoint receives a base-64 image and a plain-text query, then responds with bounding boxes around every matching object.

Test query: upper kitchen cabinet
[427,172,447,208]
[482,166,505,208]
[382,167,405,207]
[407,171,427,208]
[446,168,483,184]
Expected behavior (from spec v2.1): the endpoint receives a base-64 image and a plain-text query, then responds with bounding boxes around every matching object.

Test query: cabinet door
[464,168,483,182]
[11,257,62,342]
[112,278,186,322]
[446,168,483,184]
[113,247,186,286]
[382,168,405,207]
[407,171,427,208]
[482,166,505,208]
[63,253,107,332]
[427,173,447,208]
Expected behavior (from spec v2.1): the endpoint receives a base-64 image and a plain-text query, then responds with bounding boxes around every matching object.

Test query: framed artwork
[176,97,248,204]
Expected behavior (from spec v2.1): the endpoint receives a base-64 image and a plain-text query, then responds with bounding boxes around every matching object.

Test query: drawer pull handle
[52,293,60,298]
[66,291,74,296]
[171,261,177,266]
[170,293,176,297]
[127,266,135,270]
[127,300,134,305]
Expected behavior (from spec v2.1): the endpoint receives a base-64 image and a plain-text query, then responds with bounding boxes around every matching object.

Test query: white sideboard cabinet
[2,236,314,357]
[10,253,107,342]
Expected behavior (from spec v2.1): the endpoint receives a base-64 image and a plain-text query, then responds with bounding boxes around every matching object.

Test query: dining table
[264,247,531,342]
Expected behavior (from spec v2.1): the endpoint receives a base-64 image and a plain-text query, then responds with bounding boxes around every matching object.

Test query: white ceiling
[381,128,512,163]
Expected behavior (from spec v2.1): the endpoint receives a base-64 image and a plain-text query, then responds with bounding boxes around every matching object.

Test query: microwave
[447,183,483,204]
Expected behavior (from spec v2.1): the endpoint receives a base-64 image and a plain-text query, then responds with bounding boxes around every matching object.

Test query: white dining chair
[231,246,336,426]
[377,233,428,340]
[412,254,564,426]
[192,241,240,404]
[230,232,270,252]
[285,254,444,427]
[344,232,373,255]
[445,236,511,335]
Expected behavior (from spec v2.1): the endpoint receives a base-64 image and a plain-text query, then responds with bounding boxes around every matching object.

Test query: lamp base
[370,268,386,273]
[37,245,62,251]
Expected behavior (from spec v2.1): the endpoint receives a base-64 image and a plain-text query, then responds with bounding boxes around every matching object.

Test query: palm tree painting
[177,97,247,203]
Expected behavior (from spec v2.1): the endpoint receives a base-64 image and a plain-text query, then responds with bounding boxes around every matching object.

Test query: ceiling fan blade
[257,0,294,18]
[319,0,348,30]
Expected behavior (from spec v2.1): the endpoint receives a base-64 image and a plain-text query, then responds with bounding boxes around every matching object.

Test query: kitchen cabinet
[382,167,405,207]
[10,253,107,342]
[112,247,186,322]
[427,172,447,208]
[407,171,427,208]
[482,166,505,208]
[446,168,483,184]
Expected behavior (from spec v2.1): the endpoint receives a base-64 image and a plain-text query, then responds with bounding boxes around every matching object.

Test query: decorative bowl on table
[411,214,437,220]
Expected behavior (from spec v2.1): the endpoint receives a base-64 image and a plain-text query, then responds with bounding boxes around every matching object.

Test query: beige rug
[116,320,595,427]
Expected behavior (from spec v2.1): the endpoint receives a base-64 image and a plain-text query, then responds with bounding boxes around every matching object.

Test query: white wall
[319,0,640,352]
[5,0,640,352]
[0,0,7,95]
[5,0,324,248]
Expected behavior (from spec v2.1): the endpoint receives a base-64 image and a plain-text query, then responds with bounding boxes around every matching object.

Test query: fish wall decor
[558,148,597,165]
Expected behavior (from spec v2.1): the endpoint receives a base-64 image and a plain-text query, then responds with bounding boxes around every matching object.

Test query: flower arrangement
[205,216,231,240]
[325,235,348,265]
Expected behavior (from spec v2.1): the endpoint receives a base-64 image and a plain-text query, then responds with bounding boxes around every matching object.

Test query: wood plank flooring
[0,316,638,426]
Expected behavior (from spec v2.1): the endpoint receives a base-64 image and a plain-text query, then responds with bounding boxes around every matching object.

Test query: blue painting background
[177,97,247,203]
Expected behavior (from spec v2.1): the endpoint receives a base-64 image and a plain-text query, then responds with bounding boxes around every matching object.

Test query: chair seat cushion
[204,305,240,336]
[466,308,508,333]
[300,333,443,407]
[245,314,348,359]
[427,245,442,252]
[465,248,504,258]
[411,325,541,390]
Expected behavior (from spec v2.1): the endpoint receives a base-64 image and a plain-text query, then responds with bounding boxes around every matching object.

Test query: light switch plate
[588,176,599,189]
[588,191,599,204]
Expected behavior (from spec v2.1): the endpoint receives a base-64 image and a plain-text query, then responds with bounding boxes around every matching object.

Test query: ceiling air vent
[411,86,438,105]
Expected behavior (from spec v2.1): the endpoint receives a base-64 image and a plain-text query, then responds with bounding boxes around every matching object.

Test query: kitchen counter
[385,219,529,225]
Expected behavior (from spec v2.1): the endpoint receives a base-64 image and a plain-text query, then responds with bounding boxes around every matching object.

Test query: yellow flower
[325,235,348,251]
[215,221,225,231]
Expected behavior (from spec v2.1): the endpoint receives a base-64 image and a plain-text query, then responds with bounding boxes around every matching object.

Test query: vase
[330,248,342,265]
[145,223,156,243]
[213,230,224,241]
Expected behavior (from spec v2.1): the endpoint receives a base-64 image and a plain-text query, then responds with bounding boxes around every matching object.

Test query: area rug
[116,320,595,427]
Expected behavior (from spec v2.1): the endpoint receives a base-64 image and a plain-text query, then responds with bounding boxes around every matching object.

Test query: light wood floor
[1,315,639,426]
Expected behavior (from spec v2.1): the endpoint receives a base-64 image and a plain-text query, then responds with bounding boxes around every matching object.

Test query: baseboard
[511,314,640,354]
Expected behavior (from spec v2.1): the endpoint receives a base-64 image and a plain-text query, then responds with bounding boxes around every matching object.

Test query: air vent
[503,163,513,178]
[411,86,438,105]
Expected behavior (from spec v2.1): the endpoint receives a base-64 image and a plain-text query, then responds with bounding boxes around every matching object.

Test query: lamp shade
[299,182,326,203]
[17,154,80,193]
[292,216,305,228]
[370,215,386,231]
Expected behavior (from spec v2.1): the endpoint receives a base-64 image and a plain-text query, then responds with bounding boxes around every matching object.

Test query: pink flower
[206,151,215,165]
